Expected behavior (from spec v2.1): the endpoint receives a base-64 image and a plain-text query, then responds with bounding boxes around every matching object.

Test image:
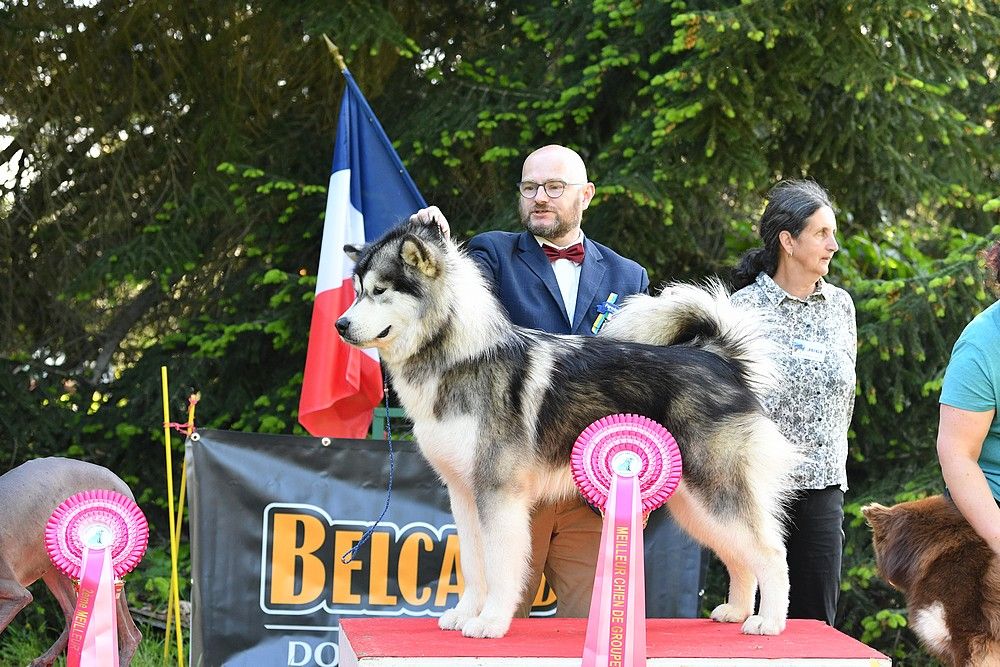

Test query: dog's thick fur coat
[337,222,799,638]
[863,496,1000,666]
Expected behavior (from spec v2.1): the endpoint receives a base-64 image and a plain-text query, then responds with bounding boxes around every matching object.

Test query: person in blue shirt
[938,240,1000,554]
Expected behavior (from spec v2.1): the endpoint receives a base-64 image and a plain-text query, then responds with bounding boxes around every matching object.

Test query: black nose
[335,318,349,335]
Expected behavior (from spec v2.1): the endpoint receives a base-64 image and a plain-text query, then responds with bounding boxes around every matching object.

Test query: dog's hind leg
[116,585,142,666]
[701,523,787,635]
[30,571,76,667]
[0,572,33,635]
[439,485,486,632]
[739,514,789,635]
[667,488,756,623]
[668,487,788,635]
[461,490,532,639]
[700,508,788,635]
[685,415,793,635]
[731,422,793,636]
[710,551,757,626]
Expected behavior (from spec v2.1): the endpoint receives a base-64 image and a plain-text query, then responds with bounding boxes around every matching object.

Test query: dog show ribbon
[572,414,682,667]
[69,544,118,666]
[45,490,149,667]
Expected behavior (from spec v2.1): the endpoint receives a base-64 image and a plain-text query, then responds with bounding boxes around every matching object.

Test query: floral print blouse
[731,272,857,490]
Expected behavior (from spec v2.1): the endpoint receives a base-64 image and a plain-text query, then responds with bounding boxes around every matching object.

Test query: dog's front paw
[710,602,751,624]
[741,614,785,635]
[439,607,475,631]
[461,614,511,639]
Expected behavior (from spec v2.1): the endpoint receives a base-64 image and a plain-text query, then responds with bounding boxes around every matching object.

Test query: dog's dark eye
[373,286,387,296]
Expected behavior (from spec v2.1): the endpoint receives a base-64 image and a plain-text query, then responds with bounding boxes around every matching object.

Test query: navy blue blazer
[465,231,650,336]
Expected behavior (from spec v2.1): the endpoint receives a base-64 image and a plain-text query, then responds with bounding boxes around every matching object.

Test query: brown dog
[862,495,1000,666]
[0,457,143,666]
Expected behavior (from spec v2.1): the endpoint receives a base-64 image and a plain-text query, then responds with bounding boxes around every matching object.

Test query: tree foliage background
[1,1,998,663]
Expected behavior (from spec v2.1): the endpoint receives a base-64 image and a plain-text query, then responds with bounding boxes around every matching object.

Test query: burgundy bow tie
[542,242,585,264]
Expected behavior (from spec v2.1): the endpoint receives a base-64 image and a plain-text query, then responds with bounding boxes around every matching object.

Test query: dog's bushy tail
[600,278,780,399]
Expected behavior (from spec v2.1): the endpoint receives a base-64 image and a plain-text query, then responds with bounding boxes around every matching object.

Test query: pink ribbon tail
[583,473,647,667]
[68,546,119,667]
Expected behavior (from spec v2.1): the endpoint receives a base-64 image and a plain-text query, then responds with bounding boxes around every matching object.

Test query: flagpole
[322,34,347,72]
[318,34,425,209]
[299,31,425,438]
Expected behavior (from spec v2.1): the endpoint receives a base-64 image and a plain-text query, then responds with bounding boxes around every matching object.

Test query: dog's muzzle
[335,317,391,345]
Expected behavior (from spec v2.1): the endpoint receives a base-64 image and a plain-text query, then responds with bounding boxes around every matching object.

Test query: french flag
[298,68,426,439]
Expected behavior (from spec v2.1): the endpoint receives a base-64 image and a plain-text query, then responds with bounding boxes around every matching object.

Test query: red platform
[339,618,890,666]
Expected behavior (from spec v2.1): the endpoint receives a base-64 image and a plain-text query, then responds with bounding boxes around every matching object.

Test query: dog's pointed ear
[861,503,890,528]
[344,243,365,263]
[400,234,441,278]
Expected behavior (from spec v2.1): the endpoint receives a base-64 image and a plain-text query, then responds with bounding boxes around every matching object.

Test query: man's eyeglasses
[517,180,586,199]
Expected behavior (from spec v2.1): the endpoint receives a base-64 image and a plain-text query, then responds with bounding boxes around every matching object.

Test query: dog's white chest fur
[911,601,952,655]
[393,376,480,485]
[412,416,479,487]
[394,374,576,500]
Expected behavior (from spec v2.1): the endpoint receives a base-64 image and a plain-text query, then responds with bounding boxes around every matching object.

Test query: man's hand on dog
[410,206,451,240]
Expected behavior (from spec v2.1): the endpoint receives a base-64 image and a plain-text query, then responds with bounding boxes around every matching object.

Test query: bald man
[411,145,702,619]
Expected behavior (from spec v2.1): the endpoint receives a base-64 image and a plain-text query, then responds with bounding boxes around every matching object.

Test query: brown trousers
[515,495,602,618]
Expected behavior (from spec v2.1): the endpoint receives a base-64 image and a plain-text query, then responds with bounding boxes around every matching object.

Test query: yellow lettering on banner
[332,530,364,605]
[270,513,326,604]
[368,532,398,605]
[434,533,465,606]
[533,576,557,607]
[263,510,478,614]
[399,532,433,606]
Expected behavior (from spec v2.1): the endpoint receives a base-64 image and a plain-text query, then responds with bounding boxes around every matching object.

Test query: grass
[0,619,188,667]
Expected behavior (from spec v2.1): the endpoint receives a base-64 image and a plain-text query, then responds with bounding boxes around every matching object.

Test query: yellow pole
[163,394,196,664]
[163,568,173,663]
[160,367,184,667]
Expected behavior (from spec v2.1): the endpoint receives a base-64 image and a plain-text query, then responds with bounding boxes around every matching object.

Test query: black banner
[188,429,702,666]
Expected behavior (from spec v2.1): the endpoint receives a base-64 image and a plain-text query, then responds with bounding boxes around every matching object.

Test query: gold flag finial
[322,34,347,72]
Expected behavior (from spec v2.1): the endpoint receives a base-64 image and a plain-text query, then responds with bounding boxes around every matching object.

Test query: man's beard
[520,203,582,241]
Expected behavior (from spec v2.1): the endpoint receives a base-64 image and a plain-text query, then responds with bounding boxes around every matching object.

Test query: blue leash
[341,377,395,564]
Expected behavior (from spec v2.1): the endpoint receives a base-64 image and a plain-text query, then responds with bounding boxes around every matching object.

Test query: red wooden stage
[339,618,891,666]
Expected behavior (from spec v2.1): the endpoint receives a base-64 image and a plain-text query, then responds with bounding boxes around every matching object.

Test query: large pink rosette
[571,414,682,667]
[45,490,148,667]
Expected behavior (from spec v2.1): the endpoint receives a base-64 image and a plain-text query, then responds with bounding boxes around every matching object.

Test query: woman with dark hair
[937,240,1000,554]
[730,180,857,626]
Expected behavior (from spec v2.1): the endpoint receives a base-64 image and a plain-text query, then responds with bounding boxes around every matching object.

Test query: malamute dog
[336,222,799,638]
[863,496,1000,666]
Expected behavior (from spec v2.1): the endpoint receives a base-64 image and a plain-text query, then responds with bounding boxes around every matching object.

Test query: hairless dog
[0,457,143,666]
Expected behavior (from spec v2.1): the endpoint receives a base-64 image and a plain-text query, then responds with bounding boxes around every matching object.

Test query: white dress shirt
[535,231,584,323]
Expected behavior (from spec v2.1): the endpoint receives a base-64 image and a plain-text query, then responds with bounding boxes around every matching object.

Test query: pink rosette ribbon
[571,414,682,667]
[45,489,149,667]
